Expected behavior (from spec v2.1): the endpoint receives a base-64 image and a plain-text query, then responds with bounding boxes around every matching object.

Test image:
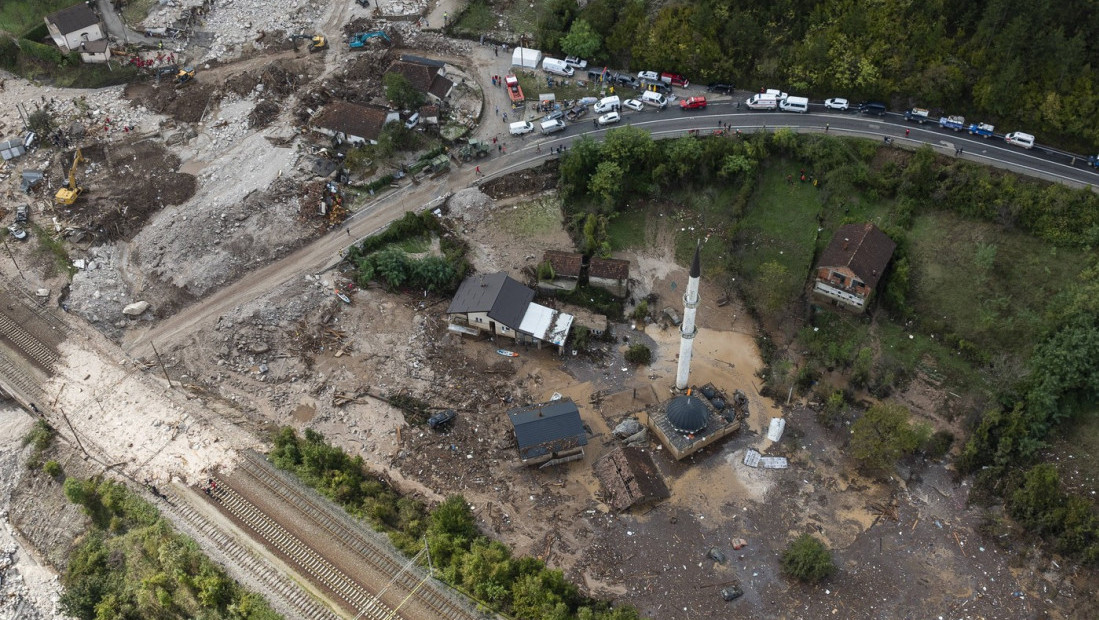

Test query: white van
[745,93,778,110]
[1004,131,1035,149]
[509,121,535,135]
[593,96,621,114]
[779,96,809,113]
[540,119,566,135]
[765,88,789,100]
[640,91,667,109]
[542,57,575,77]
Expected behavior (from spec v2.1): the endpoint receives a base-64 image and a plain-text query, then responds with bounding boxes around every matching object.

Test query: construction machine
[175,66,196,86]
[290,33,328,51]
[55,149,84,206]
[458,139,490,162]
[348,30,390,48]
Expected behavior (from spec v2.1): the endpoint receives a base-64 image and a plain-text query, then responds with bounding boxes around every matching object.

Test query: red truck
[505,74,524,105]
[660,72,690,88]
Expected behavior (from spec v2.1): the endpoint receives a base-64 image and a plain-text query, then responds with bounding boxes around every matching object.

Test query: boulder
[613,418,643,438]
[122,300,150,316]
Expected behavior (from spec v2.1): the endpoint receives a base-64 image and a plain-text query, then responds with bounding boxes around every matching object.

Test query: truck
[660,72,690,87]
[968,122,995,138]
[1088,155,1099,169]
[939,115,966,131]
[904,107,930,123]
[504,74,524,105]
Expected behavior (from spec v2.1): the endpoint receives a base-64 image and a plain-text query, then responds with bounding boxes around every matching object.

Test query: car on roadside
[824,97,849,111]
[706,83,734,95]
[565,105,588,121]
[564,56,588,70]
[7,225,27,241]
[679,96,707,110]
[614,74,639,89]
[542,109,565,122]
[857,101,887,116]
[596,111,621,126]
[637,70,659,82]
[623,98,644,111]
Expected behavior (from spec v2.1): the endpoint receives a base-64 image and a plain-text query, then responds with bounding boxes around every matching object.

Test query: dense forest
[534,0,1099,149]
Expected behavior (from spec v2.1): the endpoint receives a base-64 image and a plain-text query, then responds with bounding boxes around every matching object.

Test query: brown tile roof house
[312,101,395,145]
[813,222,896,313]
[543,250,583,278]
[589,257,630,280]
[387,60,455,101]
[594,446,669,511]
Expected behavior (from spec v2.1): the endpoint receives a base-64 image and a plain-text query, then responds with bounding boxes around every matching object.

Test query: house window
[832,272,845,285]
[474,316,483,323]
[852,280,864,289]
[501,326,510,332]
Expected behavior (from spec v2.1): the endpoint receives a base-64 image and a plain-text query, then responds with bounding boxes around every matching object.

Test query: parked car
[614,74,639,89]
[707,83,734,94]
[565,105,588,121]
[404,112,420,129]
[7,225,27,240]
[680,96,707,110]
[623,98,644,111]
[540,119,567,135]
[596,111,621,126]
[857,101,887,116]
[564,56,588,70]
[824,97,849,111]
[427,409,456,430]
[542,109,565,122]
[509,121,535,135]
[15,205,28,224]
[1004,131,1035,149]
[637,70,659,82]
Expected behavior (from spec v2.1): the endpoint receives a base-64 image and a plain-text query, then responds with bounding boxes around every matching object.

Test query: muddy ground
[155,185,1098,618]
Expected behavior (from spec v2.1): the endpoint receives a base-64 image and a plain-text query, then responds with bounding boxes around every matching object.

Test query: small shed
[511,47,543,69]
[78,39,111,64]
[508,398,588,466]
[537,250,582,293]
[589,257,630,297]
[594,446,669,511]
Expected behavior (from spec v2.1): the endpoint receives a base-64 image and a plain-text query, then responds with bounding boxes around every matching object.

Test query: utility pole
[150,342,173,388]
[1,233,26,280]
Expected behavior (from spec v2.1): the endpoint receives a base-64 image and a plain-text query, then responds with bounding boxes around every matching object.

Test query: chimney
[843,237,849,251]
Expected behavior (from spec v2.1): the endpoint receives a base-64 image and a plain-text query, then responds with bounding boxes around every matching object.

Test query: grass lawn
[905,211,1087,356]
[493,195,564,238]
[606,208,646,252]
[732,161,825,300]
[0,0,72,35]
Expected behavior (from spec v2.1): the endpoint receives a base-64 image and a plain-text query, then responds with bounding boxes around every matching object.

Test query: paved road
[503,96,1098,190]
[95,0,159,46]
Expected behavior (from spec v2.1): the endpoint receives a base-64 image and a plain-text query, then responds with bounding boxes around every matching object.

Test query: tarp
[511,47,542,69]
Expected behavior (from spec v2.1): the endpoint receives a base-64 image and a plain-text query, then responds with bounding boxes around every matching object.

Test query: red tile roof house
[311,102,399,147]
[588,257,630,298]
[537,250,583,292]
[812,223,896,313]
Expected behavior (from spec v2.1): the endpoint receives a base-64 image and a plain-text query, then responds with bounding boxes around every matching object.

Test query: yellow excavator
[55,149,84,205]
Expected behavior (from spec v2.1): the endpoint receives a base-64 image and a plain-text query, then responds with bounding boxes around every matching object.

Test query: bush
[631,300,649,321]
[44,460,64,480]
[848,402,922,478]
[781,534,835,583]
[624,344,651,365]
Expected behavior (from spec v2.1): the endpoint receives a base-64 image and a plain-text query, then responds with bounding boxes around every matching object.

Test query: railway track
[0,351,43,401]
[229,451,487,620]
[164,488,343,620]
[0,312,59,371]
[210,478,396,619]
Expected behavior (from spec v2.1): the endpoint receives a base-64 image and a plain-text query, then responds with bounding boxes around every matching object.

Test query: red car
[680,96,707,110]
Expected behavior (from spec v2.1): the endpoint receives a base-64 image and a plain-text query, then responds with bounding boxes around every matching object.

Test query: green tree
[848,402,922,477]
[654,136,703,184]
[560,19,601,59]
[781,534,835,583]
[588,161,625,209]
[383,72,425,109]
[624,344,652,365]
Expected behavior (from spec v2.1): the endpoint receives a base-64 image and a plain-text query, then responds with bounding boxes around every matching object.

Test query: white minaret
[676,244,702,390]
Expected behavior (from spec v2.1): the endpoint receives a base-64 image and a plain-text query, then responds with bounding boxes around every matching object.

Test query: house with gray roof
[508,398,588,466]
[45,4,104,54]
[446,272,574,351]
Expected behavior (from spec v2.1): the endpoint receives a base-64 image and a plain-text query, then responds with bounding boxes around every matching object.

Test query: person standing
[905,128,910,137]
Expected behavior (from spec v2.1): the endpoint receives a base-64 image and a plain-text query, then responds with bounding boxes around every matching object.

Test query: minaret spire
[676,243,702,390]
